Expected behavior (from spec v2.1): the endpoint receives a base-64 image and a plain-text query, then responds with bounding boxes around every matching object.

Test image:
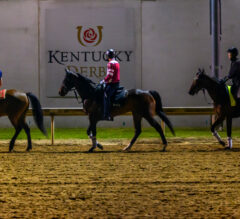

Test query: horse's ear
[65,67,78,77]
[202,68,205,74]
[65,67,71,74]
[197,68,203,76]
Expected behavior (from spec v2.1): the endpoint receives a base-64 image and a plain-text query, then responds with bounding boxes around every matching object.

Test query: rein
[202,89,213,105]
[64,72,97,104]
[72,88,82,104]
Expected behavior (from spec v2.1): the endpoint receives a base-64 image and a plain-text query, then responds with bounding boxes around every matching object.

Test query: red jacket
[104,59,120,84]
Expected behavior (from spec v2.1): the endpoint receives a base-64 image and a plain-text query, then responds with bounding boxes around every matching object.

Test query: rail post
[51,114,55,145]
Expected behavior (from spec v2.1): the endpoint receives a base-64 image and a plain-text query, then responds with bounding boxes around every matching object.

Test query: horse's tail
[26,92,47,137]
[149,90,175,136]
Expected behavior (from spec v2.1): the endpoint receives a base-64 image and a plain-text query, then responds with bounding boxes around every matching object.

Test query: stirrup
[102,116,113,121]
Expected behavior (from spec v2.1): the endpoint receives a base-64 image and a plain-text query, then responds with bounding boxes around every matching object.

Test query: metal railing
[26,107,215,145]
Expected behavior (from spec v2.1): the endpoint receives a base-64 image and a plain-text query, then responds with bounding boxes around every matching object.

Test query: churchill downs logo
[77,26,103,47]
[47,26,133,78]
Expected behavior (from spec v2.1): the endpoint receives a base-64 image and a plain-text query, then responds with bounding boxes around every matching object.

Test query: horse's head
[59,68,78,96]
[189,68,207,95]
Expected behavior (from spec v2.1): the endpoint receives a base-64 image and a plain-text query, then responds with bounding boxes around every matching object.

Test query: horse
[59,68,175,152]
[189,68,240,149]
[0,90,47,152]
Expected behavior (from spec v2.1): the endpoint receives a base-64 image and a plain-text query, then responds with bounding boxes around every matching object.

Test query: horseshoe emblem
[77,26,103,47]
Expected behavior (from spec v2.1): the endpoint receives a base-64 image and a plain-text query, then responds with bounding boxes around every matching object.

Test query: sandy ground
[0,138,240,218]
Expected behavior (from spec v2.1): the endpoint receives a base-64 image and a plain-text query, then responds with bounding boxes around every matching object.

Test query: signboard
[45,7,135,97]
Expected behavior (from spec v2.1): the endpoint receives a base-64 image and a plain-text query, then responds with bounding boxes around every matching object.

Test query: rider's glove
[100,80,105,85]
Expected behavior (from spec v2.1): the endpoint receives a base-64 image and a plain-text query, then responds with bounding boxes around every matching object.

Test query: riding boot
[103,85,114,121]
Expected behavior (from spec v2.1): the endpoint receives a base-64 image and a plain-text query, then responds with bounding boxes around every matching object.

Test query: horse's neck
[204,78,220,103]
[75,80,95,100]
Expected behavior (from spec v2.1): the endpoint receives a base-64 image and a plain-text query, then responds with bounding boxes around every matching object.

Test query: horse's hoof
[123,146,131,151]
[219,141,225,146]
[162,144,167,152]
[97,143,103,150]
[224,146,232,150]
[88,147,95,153]
[26,148,32,152]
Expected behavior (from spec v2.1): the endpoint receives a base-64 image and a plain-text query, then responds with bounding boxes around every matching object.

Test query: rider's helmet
[106,49,115,59]
[227,47,239,57]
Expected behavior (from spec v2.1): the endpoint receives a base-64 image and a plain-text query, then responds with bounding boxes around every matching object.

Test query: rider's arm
[104,63,114,83]
[228,62,239,79]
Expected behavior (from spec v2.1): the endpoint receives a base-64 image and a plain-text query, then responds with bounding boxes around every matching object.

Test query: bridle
[194,71,213,105]
[202,88,213,105]
[62,82,83,104]
[72,88,82,104]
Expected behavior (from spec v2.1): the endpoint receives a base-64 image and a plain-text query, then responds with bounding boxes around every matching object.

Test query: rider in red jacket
[100,49,120,121]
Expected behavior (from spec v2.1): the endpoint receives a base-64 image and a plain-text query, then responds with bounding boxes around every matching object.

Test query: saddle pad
[0,89,6,99]
[227,86,236,107]
[112,89,127,105]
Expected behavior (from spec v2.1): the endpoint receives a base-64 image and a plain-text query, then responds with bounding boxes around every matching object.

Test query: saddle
[95,84,127,107]
[111,86,128,106]
[0,89,6,100]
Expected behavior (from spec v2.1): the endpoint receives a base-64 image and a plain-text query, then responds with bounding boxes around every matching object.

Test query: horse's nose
[189,89,194,95]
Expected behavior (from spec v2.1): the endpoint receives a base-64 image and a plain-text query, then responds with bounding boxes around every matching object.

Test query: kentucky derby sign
[45,7,136,97]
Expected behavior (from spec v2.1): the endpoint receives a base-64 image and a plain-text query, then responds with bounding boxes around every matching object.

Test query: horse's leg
[87,124,103,150]
[87,125,91,137]
[88,116,98,152]
[96,141,103,150]
[144,114,167,151]
[9,126,22,152]
[123,114,142,151]
[8,114,23,152]
[23,122,32,151]
[211,117,225,146]
[226,116,232,149]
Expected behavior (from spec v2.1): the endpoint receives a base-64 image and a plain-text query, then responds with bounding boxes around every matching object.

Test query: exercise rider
[221,47,240,105]
[100,49,120,121]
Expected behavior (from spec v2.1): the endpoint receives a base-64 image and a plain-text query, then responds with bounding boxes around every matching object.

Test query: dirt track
[0,138,240,218]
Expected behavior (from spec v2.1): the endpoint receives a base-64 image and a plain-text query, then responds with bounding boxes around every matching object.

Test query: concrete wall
[0,0,239,128]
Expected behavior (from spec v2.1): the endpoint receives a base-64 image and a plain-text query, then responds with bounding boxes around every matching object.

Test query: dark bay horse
[189,69,240,149]
[59,69,175,152]
[0,90,47,152]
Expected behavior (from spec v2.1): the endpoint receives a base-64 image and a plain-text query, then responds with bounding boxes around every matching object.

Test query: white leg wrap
[89,135,99,147]
[88,133,93,139]
[123,143,132,151]
[91,136,97,148]
[212,131,222,142]
[227,137,232,149]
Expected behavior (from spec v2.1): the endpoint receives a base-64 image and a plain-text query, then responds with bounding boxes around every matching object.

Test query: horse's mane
[69,71,103,102]
[202,73,221,85]
[75,73,97,90]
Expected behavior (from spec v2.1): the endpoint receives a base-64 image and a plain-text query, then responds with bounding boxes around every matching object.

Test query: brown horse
[0,90,47,152]
[189,68,239,149]
[59,69,175,152]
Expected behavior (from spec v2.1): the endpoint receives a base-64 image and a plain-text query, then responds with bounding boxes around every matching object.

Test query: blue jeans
[103,83,119,118]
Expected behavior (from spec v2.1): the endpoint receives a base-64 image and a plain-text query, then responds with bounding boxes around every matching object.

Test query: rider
[221,47,240,104]
[0,70,2,88]
[100,49,120,121]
